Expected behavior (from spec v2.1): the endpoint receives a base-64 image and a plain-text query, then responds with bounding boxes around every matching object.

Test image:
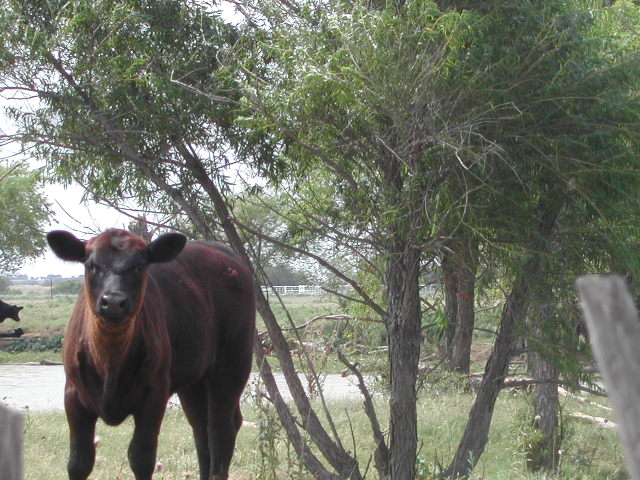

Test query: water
[0,364,367,412]
[0,364,66,411]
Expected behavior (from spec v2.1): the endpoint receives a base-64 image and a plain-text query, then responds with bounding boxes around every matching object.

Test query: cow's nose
[98,292,130,320]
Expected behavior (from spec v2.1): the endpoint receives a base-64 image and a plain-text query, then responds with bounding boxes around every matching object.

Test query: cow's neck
[87,314,139,382]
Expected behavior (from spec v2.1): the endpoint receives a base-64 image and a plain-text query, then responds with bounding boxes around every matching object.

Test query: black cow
[0,299,22,323]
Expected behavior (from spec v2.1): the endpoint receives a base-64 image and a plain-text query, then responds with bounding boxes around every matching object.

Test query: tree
[52,279,83,296]
[237,1,640,478]
[235,4,493,477]
[440,1,640,475]
[0,162,52,273]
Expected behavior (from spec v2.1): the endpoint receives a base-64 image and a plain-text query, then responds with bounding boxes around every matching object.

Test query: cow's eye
[126,264,144,274]
[87,263,101,275]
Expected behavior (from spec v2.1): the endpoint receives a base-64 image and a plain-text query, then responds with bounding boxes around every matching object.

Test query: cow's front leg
[128,399,167,480]
[65,389,98,480]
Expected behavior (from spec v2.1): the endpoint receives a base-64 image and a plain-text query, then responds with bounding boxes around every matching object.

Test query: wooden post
[577,275,640,480]
[0,403,23,480]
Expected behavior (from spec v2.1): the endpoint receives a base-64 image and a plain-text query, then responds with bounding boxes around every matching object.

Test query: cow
[0,299,22,323]
[46,228,255,480]
[0,328,23,338]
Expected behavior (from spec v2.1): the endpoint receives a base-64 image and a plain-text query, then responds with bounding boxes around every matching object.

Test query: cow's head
[47,229,186,323]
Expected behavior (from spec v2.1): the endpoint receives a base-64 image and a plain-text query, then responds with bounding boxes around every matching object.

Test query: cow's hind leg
[206,341,252,480]
[206,382,243,480]
[178,380,211,480]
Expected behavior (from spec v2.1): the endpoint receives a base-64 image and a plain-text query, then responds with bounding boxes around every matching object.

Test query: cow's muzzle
[98,292,131,322]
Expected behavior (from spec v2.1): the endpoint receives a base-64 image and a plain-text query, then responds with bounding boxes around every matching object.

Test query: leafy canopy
[0,163,52,273]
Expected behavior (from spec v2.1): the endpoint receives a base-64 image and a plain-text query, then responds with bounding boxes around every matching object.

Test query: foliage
[51,279,82,296]
[0,0,271,227]
[0,163,52,273]
[469,0,640,387]
[2,334,64,353]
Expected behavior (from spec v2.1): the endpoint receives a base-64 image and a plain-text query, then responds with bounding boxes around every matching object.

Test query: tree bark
[386,242,422,480]
[443,238,478,373]
[443,269,529,478]
[443,204,560,479]
[530,355,559,471]
[442,247,458,357]
[526,282,559,472]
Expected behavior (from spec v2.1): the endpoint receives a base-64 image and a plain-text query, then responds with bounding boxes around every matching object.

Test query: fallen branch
[568,412,616,429]
[282,314,380,333]
[558,387,611,411]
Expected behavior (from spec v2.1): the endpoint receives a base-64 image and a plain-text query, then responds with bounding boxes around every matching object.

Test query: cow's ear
[147,233,186,264]
[47,230,87,262]
[16,306,23,312]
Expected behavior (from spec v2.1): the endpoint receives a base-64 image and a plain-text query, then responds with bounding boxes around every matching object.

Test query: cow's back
[145,241,255,390]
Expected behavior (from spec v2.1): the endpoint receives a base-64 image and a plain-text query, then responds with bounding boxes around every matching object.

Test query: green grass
[1,295,74,336]
[20,387,627,479]
[0,294,365,370]
[5,293,629,478]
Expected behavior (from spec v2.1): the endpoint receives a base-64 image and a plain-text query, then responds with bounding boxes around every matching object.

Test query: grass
[2,289,344,338]
[0,292,384,370]
[20,386,627,479]
[3,291,630,478]
[0,292,347,364]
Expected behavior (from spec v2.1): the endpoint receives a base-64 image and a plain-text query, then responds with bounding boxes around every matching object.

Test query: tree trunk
[442,248,458,357]
[529,354,559,472]
[198,165,362,479]
[443,238,478,373]
[443,269,529,478]
[386,242,422,480]
[253,336,340,480]
[526,283,559,472]
[443,204,560,479]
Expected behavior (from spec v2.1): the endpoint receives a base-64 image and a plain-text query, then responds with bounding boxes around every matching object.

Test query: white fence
[261,285,324,296]
[260,284,438,297]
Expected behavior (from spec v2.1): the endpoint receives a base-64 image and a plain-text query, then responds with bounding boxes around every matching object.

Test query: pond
[0,364,368,412]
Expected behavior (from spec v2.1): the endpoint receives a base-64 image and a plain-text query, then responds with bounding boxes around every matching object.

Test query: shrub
[52,280,82,296]
[3,335,64,353]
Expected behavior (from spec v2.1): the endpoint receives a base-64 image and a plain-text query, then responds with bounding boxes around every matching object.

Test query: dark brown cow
[46,229,255,480]
[0,299,22,323]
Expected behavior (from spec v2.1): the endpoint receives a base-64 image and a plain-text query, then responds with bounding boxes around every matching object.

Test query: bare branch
[337,349,389,478]
[234,216,386,318]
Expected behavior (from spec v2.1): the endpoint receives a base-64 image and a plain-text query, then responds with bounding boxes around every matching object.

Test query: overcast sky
[18,183,128,278]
